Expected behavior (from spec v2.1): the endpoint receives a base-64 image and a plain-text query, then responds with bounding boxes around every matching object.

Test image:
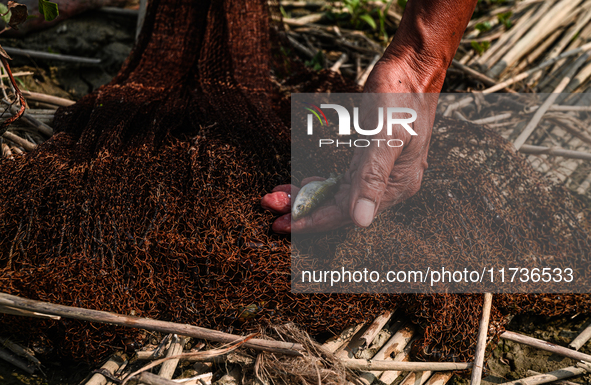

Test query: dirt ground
[462,314,591,385]
[2,8,136,100]
[1,5,591,385]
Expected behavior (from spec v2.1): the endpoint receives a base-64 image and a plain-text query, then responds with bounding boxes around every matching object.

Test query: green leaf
[397,0,407,10]
[475,22,491,32]
[471,41,490,55]
[305,51,325,72]
[38,0,58,21]
[497,11,513,29]
[359,14,376,29]
[0,3,11,25]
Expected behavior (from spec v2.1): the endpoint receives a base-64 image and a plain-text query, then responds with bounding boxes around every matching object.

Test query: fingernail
[354,199,375,227]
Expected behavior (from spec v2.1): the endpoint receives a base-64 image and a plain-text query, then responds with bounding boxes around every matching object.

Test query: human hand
[261,55,444,234]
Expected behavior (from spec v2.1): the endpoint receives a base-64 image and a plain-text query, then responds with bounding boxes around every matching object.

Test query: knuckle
[360,168,388,191]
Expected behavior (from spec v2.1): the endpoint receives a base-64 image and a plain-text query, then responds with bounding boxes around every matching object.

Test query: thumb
[349,145,400,227]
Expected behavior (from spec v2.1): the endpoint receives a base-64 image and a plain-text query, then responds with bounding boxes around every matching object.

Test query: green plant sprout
[327,0,394,43]
[497,11,512,29]
[305,51,324,71]
[471,40,491,55]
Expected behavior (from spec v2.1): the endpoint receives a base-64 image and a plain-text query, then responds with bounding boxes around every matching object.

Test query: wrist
[373,48,448,94]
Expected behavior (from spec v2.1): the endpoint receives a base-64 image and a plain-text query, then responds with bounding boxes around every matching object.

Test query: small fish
[292,174,342,221]
[237,303,262,321]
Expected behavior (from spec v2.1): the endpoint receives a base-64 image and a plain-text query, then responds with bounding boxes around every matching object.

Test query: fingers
[379,126,431,207]
[261,184,298,214]
[272,214,292,234]
[301,176,325,186]
[348,144,402,228]
[275,204,352,234]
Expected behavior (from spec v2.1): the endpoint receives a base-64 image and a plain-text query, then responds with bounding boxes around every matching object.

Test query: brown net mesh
[0,0,590,364]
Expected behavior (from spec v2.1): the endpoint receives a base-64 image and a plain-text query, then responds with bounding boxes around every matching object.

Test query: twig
[500,366,586,385]
[552,20,591,73]
[172,372,212,385]
[0,71,33,78]
[2,131,37,151]
[2,47,101,65]
[357,54,380,87]
[134,372,178,385]
[322,323,365,354]
[476,4,544,70]
[470,293,493,385]
[0,57,25,135]
[541,5,591,76]
[513,57,584,150]
[460,51,474,65]
[567,58,591,93]
[500,330,591,361]
[373,323,415,362]
[527,370,581,385]
[0,304,60,319]
[576,361,591,372]
[526,105,591,112]
[21,90,75,107]
[158,335,187,379]
[513,28,563,74]
[0,337,41,368]
[283,13,324,26]
[336,322,371,359]
[86,354,126,385]
[280,2,324,9]
[426,372,454,385]
[0,293,304,356]
[461,30,504,45]
[569,322,591,350]
[123,336,256,385]
[519,144,591,161]
[487,0,581,78]
[538,51,590,92]
[330,53,348,73]
[545,114,591,146]
[0,347,34,374]
[2,99,53,136]
[1,142,11,158]
[359,310,393,350]
[452,60,515,92]
[482,42,591,93]
[400,370,433,385]
[287,35,316,59]
[378,339,414,385]
[471,113,512,125]
[342,360,471,371]
[444,96,473,117]
[135,351,241,364]
[362,324,415,384]
[0,111,55,120]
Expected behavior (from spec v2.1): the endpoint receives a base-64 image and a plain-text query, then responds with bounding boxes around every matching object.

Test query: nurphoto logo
[304,103,418,148]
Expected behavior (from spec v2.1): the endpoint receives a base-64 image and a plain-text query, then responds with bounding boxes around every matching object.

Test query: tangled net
[0,0,590,363]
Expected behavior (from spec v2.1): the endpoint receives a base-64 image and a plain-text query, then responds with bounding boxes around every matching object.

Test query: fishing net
[0,0,590,364]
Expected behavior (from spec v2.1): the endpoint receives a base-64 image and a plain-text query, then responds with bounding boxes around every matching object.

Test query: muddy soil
[452,314,591,385]
[1,8,137,100]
